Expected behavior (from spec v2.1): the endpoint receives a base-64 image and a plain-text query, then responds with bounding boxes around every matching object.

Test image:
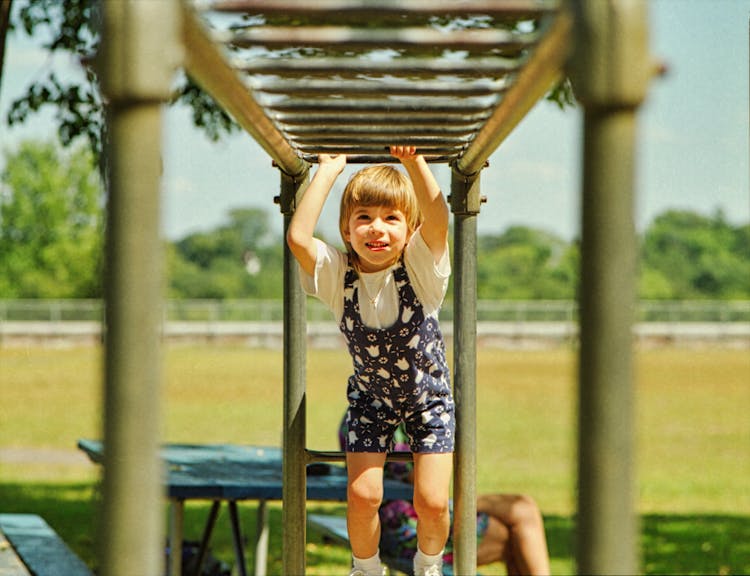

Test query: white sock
[414,547,444,573]
[352,550,382,575]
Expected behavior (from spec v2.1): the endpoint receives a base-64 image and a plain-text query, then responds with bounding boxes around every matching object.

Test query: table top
[77,439,414,502]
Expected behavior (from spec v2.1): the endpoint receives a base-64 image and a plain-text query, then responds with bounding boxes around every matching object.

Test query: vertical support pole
[571,1,651,574]
[449,168,482,576]
[278,167,310,575]
[254,500,269,576]
[98,2,181,575]
[168,502,184,576]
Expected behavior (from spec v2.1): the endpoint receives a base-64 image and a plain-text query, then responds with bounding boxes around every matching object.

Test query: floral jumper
[341,258,455,454]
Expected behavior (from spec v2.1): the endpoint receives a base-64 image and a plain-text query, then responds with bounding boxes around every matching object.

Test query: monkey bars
[98,1,651,575]
[183,0,570,171]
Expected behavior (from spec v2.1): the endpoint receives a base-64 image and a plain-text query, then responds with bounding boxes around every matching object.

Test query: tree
[476,226,577,299]
[640,209,750,299]
[4,0,105,159]
[0,139,104,297]
[0,1,12,84]
[2,0,237,169]
[168,207,283,299]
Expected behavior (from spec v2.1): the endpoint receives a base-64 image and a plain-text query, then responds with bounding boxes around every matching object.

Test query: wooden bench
[0,514,93,576]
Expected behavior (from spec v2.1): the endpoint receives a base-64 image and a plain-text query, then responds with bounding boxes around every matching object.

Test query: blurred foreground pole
[571,1,652,574]
[98,2,181,574]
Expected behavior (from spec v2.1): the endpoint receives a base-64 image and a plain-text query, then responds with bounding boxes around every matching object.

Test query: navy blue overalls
[341,258,455,454]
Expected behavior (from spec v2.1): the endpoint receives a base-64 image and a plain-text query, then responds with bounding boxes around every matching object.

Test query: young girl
[287,146,454,576]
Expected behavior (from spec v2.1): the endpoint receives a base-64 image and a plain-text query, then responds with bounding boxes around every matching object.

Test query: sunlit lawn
[1,344,748,574]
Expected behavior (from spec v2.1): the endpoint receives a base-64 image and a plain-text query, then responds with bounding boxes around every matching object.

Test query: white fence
[1,299,748,348]
[2,299,749,323]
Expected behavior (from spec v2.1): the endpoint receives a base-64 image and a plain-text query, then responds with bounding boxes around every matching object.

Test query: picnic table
[77,440,413,576]
[0,514,93,576]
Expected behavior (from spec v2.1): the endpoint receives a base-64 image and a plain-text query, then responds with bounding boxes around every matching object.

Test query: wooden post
[571,1,652,573]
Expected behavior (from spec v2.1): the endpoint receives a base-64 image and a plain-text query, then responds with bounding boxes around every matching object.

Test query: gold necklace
[363,273,389,308]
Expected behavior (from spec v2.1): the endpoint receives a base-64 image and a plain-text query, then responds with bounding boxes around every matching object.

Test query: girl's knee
[413,491,449,520]
[348,480,383,513]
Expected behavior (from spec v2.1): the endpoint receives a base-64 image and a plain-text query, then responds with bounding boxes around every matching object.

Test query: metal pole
[571,1,651,573]
[98,2,181,574]
[449,169,483,576]
[278,167,310,575]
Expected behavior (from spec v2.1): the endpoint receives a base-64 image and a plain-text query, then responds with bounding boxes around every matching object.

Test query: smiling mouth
[366,241,388,250]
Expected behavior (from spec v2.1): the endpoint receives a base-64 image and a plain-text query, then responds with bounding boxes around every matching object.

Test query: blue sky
[2,0,748,241]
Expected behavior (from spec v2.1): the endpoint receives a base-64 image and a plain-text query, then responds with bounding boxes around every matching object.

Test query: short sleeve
[298,238,347,321]
[404,229,451,316]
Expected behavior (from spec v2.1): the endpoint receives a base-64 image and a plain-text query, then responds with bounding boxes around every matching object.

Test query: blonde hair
[339,165,422,269]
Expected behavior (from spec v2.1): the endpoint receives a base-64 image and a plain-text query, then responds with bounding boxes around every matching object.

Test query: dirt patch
[0,448,89,466]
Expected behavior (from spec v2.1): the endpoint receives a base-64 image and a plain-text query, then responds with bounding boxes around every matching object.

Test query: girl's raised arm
[286,154,347,276]
[390,146,449,262]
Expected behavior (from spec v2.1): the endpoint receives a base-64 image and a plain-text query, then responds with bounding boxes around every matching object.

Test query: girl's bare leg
[346,452,388,558]
[412,452,453,554]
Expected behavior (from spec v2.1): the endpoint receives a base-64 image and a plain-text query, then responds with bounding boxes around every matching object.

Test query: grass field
[1,345,748,574]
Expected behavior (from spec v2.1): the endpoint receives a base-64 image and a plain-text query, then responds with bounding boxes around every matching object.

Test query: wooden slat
[0,515,92,576]
[0,530,31,576]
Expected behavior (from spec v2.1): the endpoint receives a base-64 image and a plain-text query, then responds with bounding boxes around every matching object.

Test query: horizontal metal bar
[217,26,539,51]
[456,10,572,175]
[282,124,481,137]
[300,153,456,164]
[203,0,559,18]
[288,135,472,146]
[306,449,414,464]
[295,144,464,154]
[335,155,456,164]
[250,77,510,97]
[266,95,499,113]
[181,3,307,177]
[233,56,524,77]
[272,111,493,125]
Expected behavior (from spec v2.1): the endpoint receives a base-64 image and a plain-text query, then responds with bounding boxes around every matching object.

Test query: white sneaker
[417,564,443,576]
[348,568,386,576]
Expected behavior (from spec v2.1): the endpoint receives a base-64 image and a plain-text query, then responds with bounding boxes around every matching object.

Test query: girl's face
[344,204,412,272]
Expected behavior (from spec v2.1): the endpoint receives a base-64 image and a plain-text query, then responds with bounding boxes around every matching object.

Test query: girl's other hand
[318,153,347,174]
[389,145,419,163]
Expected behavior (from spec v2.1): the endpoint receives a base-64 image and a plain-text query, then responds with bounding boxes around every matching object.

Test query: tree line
[1,141,748,301]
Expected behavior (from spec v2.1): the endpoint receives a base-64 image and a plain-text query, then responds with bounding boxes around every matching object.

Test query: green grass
[1,345,748,574]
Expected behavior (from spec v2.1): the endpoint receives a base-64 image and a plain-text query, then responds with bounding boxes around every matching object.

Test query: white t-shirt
[299,229,450,329]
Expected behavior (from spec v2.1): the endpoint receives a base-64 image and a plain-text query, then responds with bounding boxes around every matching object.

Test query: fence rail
[1,299,749,323]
